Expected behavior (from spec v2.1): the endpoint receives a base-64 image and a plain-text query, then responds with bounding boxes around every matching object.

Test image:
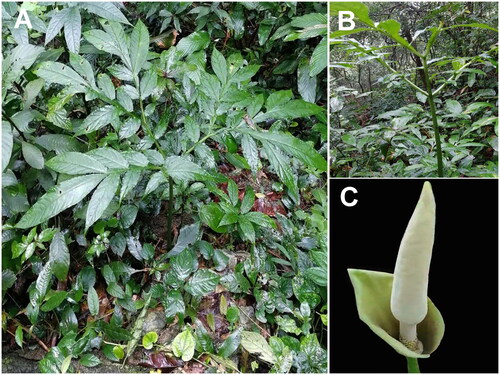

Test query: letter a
[15,9,32,29]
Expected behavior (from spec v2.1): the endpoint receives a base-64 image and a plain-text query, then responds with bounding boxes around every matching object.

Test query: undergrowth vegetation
[2,2,327,373]
[330,2,498,177]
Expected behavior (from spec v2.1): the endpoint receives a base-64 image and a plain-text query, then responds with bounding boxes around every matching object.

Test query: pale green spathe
[348,268,444,358]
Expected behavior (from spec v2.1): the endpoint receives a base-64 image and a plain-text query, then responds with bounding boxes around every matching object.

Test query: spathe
[348,268,445,359]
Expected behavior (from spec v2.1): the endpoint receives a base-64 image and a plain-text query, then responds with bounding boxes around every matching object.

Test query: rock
[157,324,181,345]
[238,306,255,330]
[142,309,166,334]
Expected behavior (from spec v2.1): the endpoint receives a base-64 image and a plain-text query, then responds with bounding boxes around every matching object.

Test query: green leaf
[164,290,185,321]
[164,156,209,182]
[230,65,261,83]
[342,133,357,147]
[185,269,220,297]
[16,174,106,229]
[112,345,125,360]
[240,187,255,214]
[305,267,327,286]
[445,99,463,116]
[172,330,195,361]
[35,62,88,87]
[15,325,23,348]
[241,129,326,172]
[22,142,44,169]
[107,282,125,299]
[140,70,157,99]
[79,353,101,367]
[167,223,200,258]
[97,74,115,99]
[227,180,239,206]
[83,3,130,25]
[2,123,13,171]
[41,291,68,312]
[49,231,70,281]
[130,20,149,76]
[46,152,108,175]
[217,328,242,358]
[309,37,327,76]
[24,78,45,108]
[104,324,132,341]
[120,169,141,202]
[226,306,239,324]
[348,269,444,358]
[3,270,16,293]
[36,261,53,297]
[330,2,374,27]
[184,115,200,143]
[84,22,131,70]
[237,215,255,243]
[177,31,210,58]
[86,173,120,231]
[219,212,239,226]
[61,355,72,374]
[262,142,298,204]
[241,134,259,175]
[200,203,227,233]
[254,99,323,123]
[45,8,70,45]
[87,147,129,170]
[276,316,302,334]
[449,23,498,32]
[88,286,99,316]
[79,105,118,134]
[142,331,158,350]
[212,48,227,84]
[297,60,317,103]
[244,211,276,229]
[241,331,276,363]
[64,7,81,54]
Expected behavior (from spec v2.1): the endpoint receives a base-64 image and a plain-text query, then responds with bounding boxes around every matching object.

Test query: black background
[330,179,498,373]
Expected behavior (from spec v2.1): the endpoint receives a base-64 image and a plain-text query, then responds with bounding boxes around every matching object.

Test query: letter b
[339,11,355,31]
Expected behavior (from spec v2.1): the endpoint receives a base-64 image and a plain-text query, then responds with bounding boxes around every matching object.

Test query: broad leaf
[22,141,44,169]
[64,7,81,53]
[35,62,88,87]
[254,99,323,122]
[177,31,210,57]
[16,174,106,228]
[79,105,118,134]
[2,123,13,171]
[164,156,209,182]
[167,223,200,258]
[185,269,220,297]
[239,129,326,172]
[46,152,108,175]
[88,286,99,316]
[130,20,149,76]
[49,231,70,281]
[241,331,276,363]
[212,48,227,84]
[45,8,70,45]
[172,330,195,361]
[83,3,130,25]
[86,173,120,231]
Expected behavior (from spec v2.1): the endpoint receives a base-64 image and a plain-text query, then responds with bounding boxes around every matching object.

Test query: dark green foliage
[2,2,327,373]
[330,2,498,177]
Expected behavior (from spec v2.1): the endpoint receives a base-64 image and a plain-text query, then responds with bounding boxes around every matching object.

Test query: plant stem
[422,58,444,177]
[166,176,174,251]
[406,357,420,373]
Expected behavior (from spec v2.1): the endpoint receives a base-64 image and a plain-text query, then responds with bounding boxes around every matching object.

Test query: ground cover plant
[2,2,328,373]
[330,2,498,177]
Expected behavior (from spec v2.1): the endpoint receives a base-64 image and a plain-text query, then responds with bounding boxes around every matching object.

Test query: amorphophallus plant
[348,182,444,373]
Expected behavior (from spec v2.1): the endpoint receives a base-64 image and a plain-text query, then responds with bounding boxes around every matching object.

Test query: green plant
[330,2,498,177]
[2,2,327,373]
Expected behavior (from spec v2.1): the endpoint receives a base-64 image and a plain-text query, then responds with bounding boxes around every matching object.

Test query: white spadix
[391,181,435,353]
